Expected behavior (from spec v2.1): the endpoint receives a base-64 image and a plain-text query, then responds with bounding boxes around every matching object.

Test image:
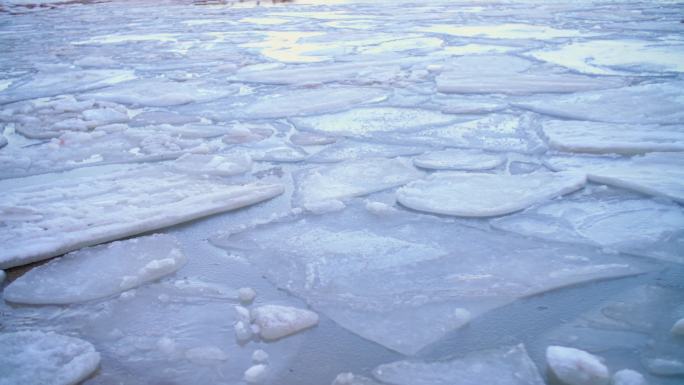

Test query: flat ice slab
[0,166,283,268]
[413,149,506,171]
[0,331,101,385]
[373,344,544,385]
[251,305,319,341]
[4,234,186,304]
[212,203,646,355]
[396,172,586,217]
[541,120,684,155]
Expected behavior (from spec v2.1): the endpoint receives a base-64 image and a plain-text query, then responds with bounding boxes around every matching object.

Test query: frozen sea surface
[0,0,683,384]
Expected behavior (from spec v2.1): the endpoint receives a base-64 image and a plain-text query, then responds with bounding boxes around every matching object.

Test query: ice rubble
[4,234,186,304]
[529,40,684,75]
[373,344,544,385]
[413,149,506,171]
[541,120,684,155]
[0,331,101,385]
[292,107,458,137]
[546,346,610,385]
[492,186,684,264]
[293,158,423,205]
[251,305,319,341]
[212,203,647,355]
[516,82,684,124]
[0,166,283,268]
[397,172,586,217]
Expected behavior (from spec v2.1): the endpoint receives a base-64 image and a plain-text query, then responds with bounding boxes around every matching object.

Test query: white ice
[170,153,253,176]
[4,234,186,304]
[0,331,101,385]
[396,171,586,217]
[419,23,589,39]
[251,304,319,341]
[413,149,506,171]
[0,166,283,268]
[84,79,236,107]
[546,346,610,385]
[611,370,647,385]
[373,344,544,385]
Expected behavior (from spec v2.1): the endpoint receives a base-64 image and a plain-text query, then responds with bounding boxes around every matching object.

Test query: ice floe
[84,79,236,107]
[413,149,506,171]
[546,346,610,385]
[170,153,253,176]
[0,166,283,268]
[397,172,586,217]
[251,305,319,341]
[373,344,544,385]
[4,234,186,304]
[0,331,101,385]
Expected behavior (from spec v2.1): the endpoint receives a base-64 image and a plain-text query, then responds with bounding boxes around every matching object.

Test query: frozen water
[492,186,684,264]
[546,346,610,385]
[516,82,684,124]
[212,202,647,355]
[611,370,647,385]
[4,234,186,304]
[84,79,236,107]
[397,172,586,217]
[413,149,506,171]
[541,120,684,154]
[0,331,101,385]
[373,344,544,385]
[0,166,283,268]
[251,305,319,341]
[244,364,269,383]
[294,158,423,205]
[170,153,253,176]
[419,23,588,39]
[307,140,429,163]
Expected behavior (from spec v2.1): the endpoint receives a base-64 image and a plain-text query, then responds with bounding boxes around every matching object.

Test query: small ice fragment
[303,199,346,214]
[0,331,101,385]
[611,369,647,385]
[184,346,228,365]
[546,346,610,385]
[252,349,269,364]
[643,357,684,376]
[332,372,383,385]
[234,321,253,343]
[251,305,319,341]
[244,364,268,383]
[238,287,257,304]
[235,305,251,324]
[364,201,397,215]
[671,318,684,335]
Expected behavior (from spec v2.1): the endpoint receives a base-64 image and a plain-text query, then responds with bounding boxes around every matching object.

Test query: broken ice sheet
[4,234,186,305]
[307,139,429,163]
[170,153,253,176]
[412,149,506,171]
[418,23,589,39]
[293,158,423,206]
[0,331,101,385]
[396,171,586,217]
[541,120,684,155]
[0,165,283,269]
[372,344,544,385]
[515,81,684,124]
[211,202,649,355]
[492,186,684,264]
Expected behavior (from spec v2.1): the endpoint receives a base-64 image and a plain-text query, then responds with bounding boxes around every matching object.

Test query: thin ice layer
[373,344,544,385]
[541,120,684,154]
[0,166,284,269]
[4,234,187,304]
[0,331,101,385]
[397,172,586,217]
[516,82,684,124]
[492,186,684,264]
[211,203,646,355]
[413,149,506,170]
[293,158,423,205]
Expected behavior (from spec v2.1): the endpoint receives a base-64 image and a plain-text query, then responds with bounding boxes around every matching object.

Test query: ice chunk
[238,287,257,304]
[546,346,610,385]
[413,149,506,171]
[251,305,319,341]
[292,107,458,137]
[373,344,544,385]
[212,203,646,355]
[0,331,101,385]
[611,369,647,385]
[492,187,684,264]
[643,358,684,376]
[184,346,229,365]
[252,349,269,364]
[84,79,236,107]
[541,120,684,154]
[303,199,347,215]
[332,373,383,385]
[516,82,684,124]
[583,153,684,203]
[290,132,337,146]
[170,153,252,176]
[529,40,684,75]
[397,172,586,217]
[294,158,423,205]
[4,234,186,304]
[672,319,684,336]
[242,87,387,119]
[0,166,284,268]
[244,364,268,383]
